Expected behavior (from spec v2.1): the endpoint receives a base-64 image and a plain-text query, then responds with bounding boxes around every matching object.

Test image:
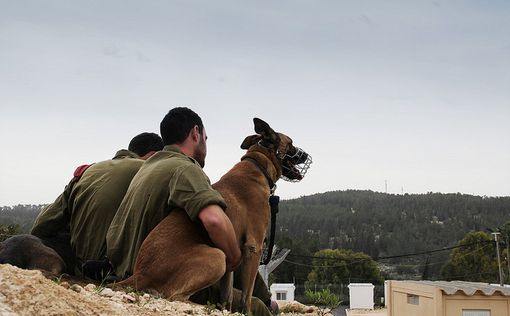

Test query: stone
[70,284,82,293]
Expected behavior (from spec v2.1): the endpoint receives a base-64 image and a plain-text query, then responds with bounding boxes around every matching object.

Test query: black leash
[242,157,280,265]
[262,195,280,265]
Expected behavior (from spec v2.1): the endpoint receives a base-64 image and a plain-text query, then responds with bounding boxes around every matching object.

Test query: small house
[270,283,296,302]
[386,280,510,316]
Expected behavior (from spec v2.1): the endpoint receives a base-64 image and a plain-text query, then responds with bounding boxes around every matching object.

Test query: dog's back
[0,234,66,275]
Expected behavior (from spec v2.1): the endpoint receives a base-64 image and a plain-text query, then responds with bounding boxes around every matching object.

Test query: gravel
[0,264,330,316]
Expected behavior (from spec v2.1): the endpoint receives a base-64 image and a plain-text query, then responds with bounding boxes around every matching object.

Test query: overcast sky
[1,0,509,206]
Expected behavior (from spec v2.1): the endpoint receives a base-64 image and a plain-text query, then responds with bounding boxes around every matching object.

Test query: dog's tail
[116,275,164,297]
[116,274,150,293]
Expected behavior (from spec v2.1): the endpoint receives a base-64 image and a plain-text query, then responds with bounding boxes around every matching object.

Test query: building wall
[387,281,510,316]
[270,283,295,302]
[444,294,509,316]
[387,281,442,316]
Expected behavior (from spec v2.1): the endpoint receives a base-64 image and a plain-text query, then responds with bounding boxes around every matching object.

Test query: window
[276,292,287,300]
[462,311,490,316]
[406,294,419,305]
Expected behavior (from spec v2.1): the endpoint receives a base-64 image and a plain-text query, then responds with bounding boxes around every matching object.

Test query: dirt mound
[0,264,329,315]
[0,264,224,315]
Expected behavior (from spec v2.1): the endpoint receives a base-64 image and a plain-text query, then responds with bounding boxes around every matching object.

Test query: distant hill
[3,190,510,281]
[0,204,42,233]
[273,190,510,282]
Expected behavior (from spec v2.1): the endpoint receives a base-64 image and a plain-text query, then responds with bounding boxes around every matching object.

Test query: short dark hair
[160,107,204,145]
[128,132,164,157]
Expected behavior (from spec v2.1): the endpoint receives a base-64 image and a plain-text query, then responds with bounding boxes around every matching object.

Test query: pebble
[60,281,70,289]
[70,284,82,293]
[99,288,115,297]
[122,294,136,303]
[84,284,96,292]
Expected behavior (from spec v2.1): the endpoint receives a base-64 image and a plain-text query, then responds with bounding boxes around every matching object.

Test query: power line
[434,270,499,281]
[283,244,493,270]
[384,244,493,269]
[286,240,494,262]
[375,240,493,260]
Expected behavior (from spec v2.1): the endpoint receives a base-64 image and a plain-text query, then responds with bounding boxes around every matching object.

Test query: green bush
[0,224,19,242]
[304,288,341,309]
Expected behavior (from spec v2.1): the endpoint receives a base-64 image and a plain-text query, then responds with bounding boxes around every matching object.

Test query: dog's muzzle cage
[280,147,312,182]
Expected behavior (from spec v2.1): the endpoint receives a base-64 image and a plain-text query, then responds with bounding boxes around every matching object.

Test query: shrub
[0,224,19,242]
[304,288,341,309]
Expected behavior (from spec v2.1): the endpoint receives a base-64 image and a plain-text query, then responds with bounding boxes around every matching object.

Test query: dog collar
[242,157,277,195]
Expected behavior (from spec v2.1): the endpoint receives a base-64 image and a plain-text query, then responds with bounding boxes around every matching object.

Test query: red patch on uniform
[73,164,92,178]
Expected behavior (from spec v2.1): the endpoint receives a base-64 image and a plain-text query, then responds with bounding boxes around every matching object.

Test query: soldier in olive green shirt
[107,108,274,316]
[106,144,227,277]
[31,132,163,276]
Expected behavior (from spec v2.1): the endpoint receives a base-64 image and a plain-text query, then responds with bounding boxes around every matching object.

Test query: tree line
[2,190,510,288]
[272,190,510,285]
[0,204,41,234]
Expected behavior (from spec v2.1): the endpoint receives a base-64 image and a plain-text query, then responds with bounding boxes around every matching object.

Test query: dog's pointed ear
[240,134,262,149]
[253,118,280,146]
[254,118,273,135]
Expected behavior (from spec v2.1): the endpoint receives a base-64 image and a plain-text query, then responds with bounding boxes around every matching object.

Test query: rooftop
[403,280,510,296]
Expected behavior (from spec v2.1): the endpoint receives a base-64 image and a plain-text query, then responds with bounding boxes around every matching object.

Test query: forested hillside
[2,190,510,283]
[278,190,510,257]
[0,204,42,233]
[273,190,510,283]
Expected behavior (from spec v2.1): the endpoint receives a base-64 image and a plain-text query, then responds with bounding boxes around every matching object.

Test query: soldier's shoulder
[73,164,92,178]
[156,151,196,165]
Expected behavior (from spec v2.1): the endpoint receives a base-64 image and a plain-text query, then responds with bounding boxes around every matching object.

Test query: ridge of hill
[273,190,510,282]
[2,190,510,281]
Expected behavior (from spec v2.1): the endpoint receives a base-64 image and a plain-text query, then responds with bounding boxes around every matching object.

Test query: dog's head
[241,118,312,182]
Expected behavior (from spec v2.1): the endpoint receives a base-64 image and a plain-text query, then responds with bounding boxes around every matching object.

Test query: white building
[270,283,296,302]
[348,283,375,310]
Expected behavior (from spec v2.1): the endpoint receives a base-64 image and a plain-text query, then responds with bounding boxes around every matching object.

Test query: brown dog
[118,118,311,314]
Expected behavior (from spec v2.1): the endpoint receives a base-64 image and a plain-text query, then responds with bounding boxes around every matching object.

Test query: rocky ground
[0,264,331,316]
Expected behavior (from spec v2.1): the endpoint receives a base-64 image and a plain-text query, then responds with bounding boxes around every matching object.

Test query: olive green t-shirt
[106,145,226,277]
[31,150,143,264]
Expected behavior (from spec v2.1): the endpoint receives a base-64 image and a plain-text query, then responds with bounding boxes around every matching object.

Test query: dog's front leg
[239,242,262,315]
[219,271,234,310]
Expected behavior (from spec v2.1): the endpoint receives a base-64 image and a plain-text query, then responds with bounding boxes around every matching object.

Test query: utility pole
[492,232,504,286]
[506,235,510,284]
[385,180,387,194]
[498,226,510,283]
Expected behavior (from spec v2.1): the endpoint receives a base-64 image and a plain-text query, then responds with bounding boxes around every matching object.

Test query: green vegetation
[441,231,500,283]
[304,288,341,309]
[273,190,510,284]
[2,191,510,299]
[52,274,65,285]
[95,270,113,295]
[0,224,20,242]
[306,249,383,286]
[0,205,41,233]
[203,301,228,315]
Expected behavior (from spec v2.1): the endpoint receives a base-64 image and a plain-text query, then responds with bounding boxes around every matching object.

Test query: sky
[1,0,509,206]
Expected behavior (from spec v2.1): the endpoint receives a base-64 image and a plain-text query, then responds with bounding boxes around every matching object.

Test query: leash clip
[270,183,277,196]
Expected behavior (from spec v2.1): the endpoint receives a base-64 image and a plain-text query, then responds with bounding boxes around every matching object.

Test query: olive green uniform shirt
[106,145,226,277]
[31,150,143,265]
